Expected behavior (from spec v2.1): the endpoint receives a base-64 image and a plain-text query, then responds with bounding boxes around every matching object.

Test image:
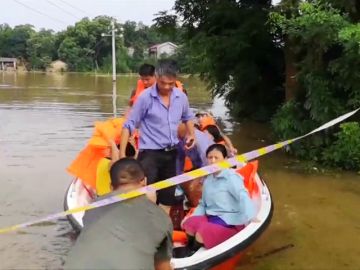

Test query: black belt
[142,146,177,152]
[163,145,177,152]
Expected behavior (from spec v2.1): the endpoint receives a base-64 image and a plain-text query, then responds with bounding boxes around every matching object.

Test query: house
[47,60,67,72]
[148,42,178,59]
[127,47,135,57]
[0,57,17,71]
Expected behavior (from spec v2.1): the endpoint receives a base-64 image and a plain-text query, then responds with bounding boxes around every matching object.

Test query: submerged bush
[323,122,360,170]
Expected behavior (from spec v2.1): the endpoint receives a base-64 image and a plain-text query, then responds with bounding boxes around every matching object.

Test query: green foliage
[171,0,284,120]
[323,122,360,170]
[270,1,360,169]
[27,29,56,70]
[153,11,179,42]
[0,17,182,72]
[58,36,93,71]
[0,24,35,60]
[271,100,331,159]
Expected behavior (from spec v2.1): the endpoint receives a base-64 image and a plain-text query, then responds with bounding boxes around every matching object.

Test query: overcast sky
[2,0,175,31]
[2,0,281,32]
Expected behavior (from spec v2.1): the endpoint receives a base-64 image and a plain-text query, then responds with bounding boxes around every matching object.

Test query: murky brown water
[0,72,359,269]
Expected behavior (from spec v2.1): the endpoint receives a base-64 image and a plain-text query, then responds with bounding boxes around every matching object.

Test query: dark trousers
[137,149,178,206]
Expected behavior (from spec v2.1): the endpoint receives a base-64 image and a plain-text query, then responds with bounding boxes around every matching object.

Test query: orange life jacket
[130,79,184,106]
[199,115,217,131]
[183,156,194,172]
[67,117,126,190]
[236,160,259,198]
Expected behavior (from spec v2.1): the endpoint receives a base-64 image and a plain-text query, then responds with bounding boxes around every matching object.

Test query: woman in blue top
[182,144,256,253]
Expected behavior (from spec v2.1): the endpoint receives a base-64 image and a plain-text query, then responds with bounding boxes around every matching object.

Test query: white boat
[64,162,273,269]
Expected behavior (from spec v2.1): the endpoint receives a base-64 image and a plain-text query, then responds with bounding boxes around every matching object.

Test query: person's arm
[185,120,195,149]
[192,178,207,216]
[181,96,196,149]
[128,89,136,107]
[109,140,119,165]
[154,233,173,270]
[155,260,173,270]
[221,133,237,155]
[96,124,119,164]
[192,198,206,216]
[120,95,146,158]
[229,172,256,223]
[119,129,130,159]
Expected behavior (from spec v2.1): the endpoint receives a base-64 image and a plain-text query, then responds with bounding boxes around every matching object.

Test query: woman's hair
[204,125,224,143]
[206,144,228,159]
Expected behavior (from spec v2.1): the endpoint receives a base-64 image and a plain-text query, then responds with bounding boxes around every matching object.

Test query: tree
[27,29,56,70]
[170,0,284,120]
[0,24,34,61]
[270,1,360,167]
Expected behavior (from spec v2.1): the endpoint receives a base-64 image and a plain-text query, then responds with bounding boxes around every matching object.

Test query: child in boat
[95,126,136,196]
[195,112,238,155]
[203,124,225,145]
[176,123,214,174]
[181,144,256,255]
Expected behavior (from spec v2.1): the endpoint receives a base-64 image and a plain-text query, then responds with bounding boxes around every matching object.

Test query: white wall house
[148,42,178,59]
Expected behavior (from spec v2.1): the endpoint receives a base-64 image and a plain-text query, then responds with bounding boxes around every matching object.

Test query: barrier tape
[0,108,358,234]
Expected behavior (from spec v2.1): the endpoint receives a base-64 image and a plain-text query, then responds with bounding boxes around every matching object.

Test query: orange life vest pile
[67,118,125,191]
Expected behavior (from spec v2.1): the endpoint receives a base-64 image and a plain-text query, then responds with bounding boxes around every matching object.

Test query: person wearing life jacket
[96,139,136,196]
[129,63,187,107]
[203,125,226,145]
[127,63,186,153]
[120,60,196,215]
[176,123,214,208]
[195,111,238,155]
[67,118,136,196]
[177,123,214,174]
[129,64,157,107]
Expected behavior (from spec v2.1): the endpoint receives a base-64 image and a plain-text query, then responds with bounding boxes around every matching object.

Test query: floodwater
[0,72,359,269]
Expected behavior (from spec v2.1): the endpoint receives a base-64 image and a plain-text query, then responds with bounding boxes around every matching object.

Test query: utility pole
[102,20,123,117]
[102,20,119,82]
[111,20,116,82]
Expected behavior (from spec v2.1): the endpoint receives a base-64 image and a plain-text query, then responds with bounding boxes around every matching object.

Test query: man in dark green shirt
[64,158,173,270]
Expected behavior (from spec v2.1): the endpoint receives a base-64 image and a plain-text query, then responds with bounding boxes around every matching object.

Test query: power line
[45,0,80,20]
[58,0,90,17]
[13,0,68,26]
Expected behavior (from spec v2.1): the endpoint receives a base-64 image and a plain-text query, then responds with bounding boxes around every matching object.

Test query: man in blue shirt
[120,60,195,213]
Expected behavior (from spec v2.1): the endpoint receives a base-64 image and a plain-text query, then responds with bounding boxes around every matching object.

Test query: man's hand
[185,135,195,150]
[229,146,238,156]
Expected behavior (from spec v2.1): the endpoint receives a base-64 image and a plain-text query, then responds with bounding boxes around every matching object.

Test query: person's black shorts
[138,149,178,206]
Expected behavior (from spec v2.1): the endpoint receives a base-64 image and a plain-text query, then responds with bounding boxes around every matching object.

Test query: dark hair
[206,144,228,159]
[204,125,224,143]
[110,158,145,190]
[139,63,155,76]
[125,143,136,157]
[155,59,177,78]
[115,143,136,158]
